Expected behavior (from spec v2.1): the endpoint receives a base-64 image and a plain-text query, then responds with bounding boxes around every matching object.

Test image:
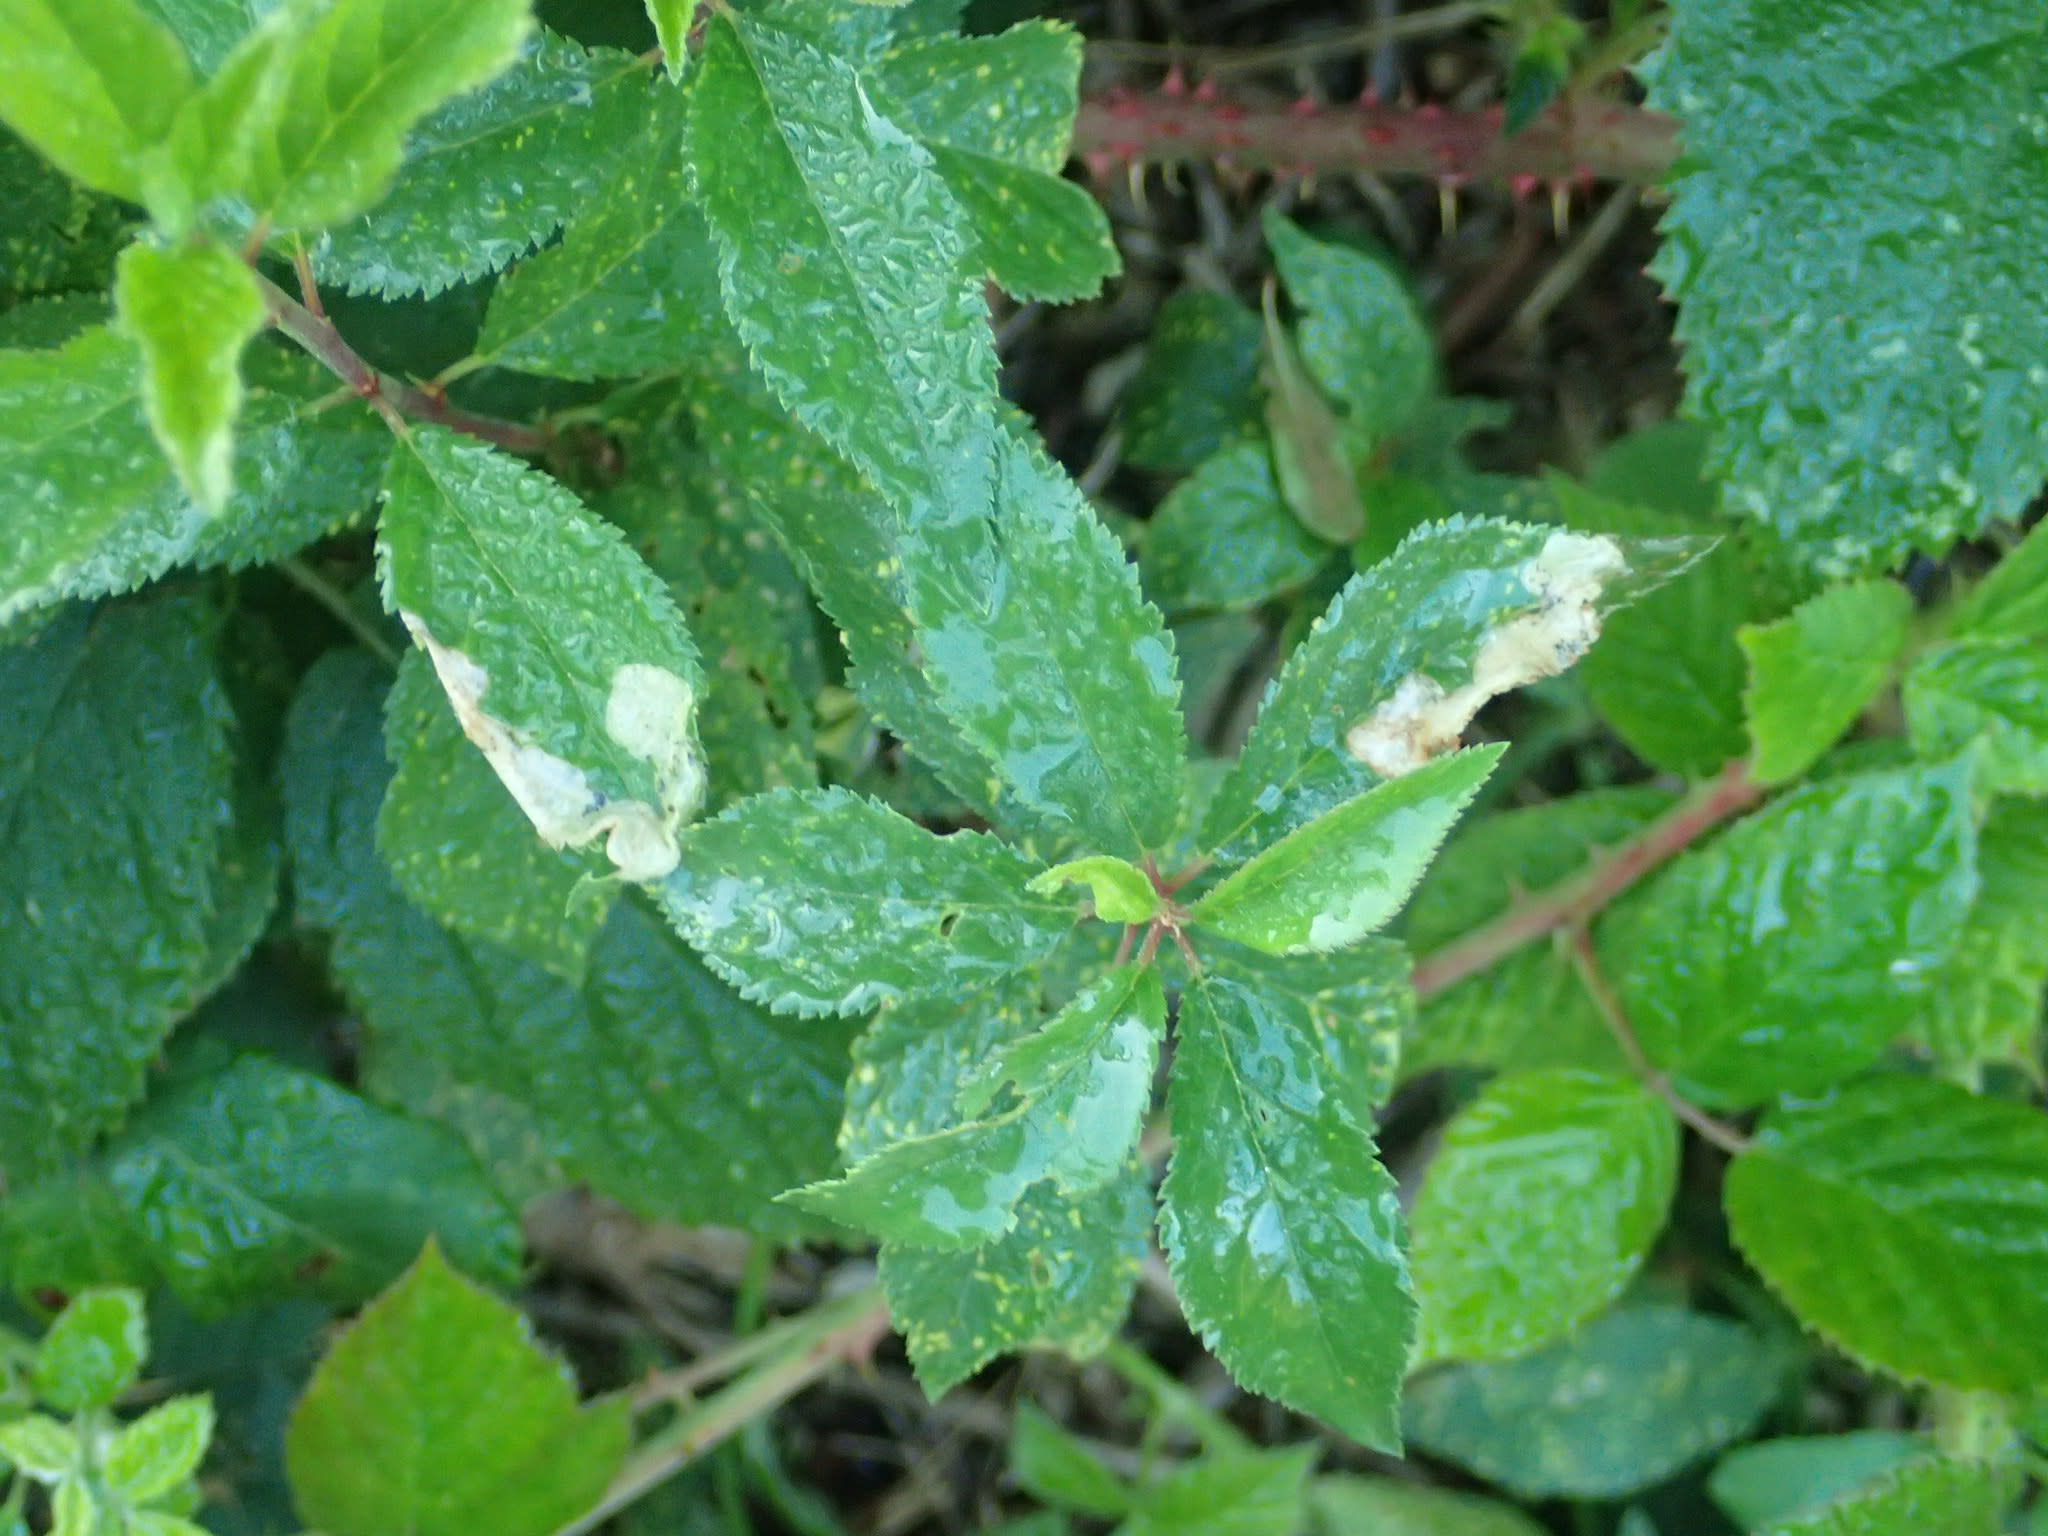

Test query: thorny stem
[252,270,553,457]
[1411,758,1762,1002]
[557,1287,891,1536]
[1072,89,1678,186]
[1567,927,1751,1157]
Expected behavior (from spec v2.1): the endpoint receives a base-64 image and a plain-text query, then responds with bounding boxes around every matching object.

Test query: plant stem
[1412,758,1762,1002]
[1088,2,1490,74]
[1566,927,1750,1156]
[278,557,401,667]
[1098,1338,1255,1458]
[1073,90,1677,185]
[252,271,552,457]
[557,1287,892,1536]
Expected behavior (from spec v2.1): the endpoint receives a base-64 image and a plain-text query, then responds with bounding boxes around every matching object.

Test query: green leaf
[1402,1304,1781,1498]
[378,425,706,882]
[1725,1074,2048,1393]
[646,0,689,77]
[1647,3,2048,574]
[1120,290,1263,473]
[1755,1457,2011,1536]
[315,31,651,298]
[1195,744,1498,956]
[0,132,130,302]
[1400,786,1667,1081]
[1741,580,1913,784]
[1262,284,1362,545]
[658,785,1072,1017]
[285,1244,630,1536]
[103,1395,213,1504]
[1709,1433,1928,1531]
[1141,440,1331,614]
[1159,947,1415,1450]
[0,1415,77,1480]
[1948,515,2048,642]
[1603,758,1978,1107]
[0,328,387,620]
[1010,1405,1131,1518]
[1906,636,2048,794]
[1264,213,1434,443]
[0,0,194,204]
[35,1288,147,1412]
[238,0,534,231]
[284,651,859,1237]
[1200,520,1636,865]
[789,965,1165,1247]
[1115,1449,1315,1536]
[870,23,1116,301]
[1028,856,1160,925]
[1308,1475,1547,1536]
[1909,799,2048,1079]
[474,97,724,379]
[112,240,265,512]
[379,651,610,981]
[1409,1070,1678,1366]
[0,595,240,1185]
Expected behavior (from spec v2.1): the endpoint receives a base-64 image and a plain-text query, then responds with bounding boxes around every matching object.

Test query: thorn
[1438,178,1461,234]
[1106,86,1142,120]
[1417,101,1444,122]
[1300,173,1319,201]
[1107,138,1142,162]
[1290,95,1320,118]
[1512,172,1541,201]
[1084,151,1117,183]
[1162,63,1187,96]
[1576,165,1598,195]
[1126,161,1150,213]
[1549,181,1573,235]
[1358,84,1382,109]
[1194,75,1219,103]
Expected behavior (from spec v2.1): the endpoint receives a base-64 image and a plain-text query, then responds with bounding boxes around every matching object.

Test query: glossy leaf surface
[1709,1433,1927,1531]
[1143,439,1331,614]
[1755,1457,2009,1536]
[1195,744,1499,955]
[1741,579,1912,784]
[1725,1074,2048,1392]
[1403,1305,1780,1498]
[1649,1,2048,573]
[1905,635,2048,795]
[1120,290,1262,472]
[1603,759,1978,1107]
[1160,946,1415,1450]
[285,1244,630,1536]
[1409,1071,1677,1365]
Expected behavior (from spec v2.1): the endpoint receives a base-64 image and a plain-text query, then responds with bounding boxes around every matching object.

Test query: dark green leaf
[1755,1457,2011,1536]
[1010,1405,1131,1518]
[285,1244,630,1536]
[1115,1449,1315,1536]
[1742,579,1913,784]
[1709,1433,1928,1531]
[1402,1304,1781,1498]
[1410,1071,1677,1365]
[1120,290,1263,473]
[1603,759,1978,1107]
[1647,2,2048,574]
[1906,636,2048,794]
[1141,440,1331,614]
[1160,947,1415,1450]
[1725,1074,2048,1393]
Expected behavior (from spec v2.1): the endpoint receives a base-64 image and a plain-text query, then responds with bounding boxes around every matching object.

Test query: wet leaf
[1709,1433,1928,1531]
[1120,290,1263,473]
[1905,635,2048,795]
[1028,856,1160,925]
[1141,440,1331,614]
[1741,579,1913,784]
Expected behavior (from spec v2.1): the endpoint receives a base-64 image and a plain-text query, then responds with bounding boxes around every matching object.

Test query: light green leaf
[1906,635,2048,794]
[378,425,706,882]
[285,1244,630,1536]
[658,786,1071,1017]
[1264,212,1434,443]
[1603,758,1978,1107]
[1115,1448,1315,1536]
[127,1516,213,1536]
[1709,1433,1928,1531]
[315,31,651,298]
[1725,1074,2048,1393]
[1141,439,1330,614]
[103,1395,213,1504]
[0,1415,77,1480]
[789,965,1164,1247]
[1121,291,1263,473]
[1028,857,1160,925]
[1400,786,1667,1081]
[474,96,724,379]
[0,595,240,1185]
[1160,948,1415,1451]
[379,651,610,981]
[0,0,194,203]
[0,328,387,620]
[1308,1475,1547,1536]
[646,0,689,77]
[1402,1304,1781,1498]
[1195,745,1499,955]
[1757,1457,2010,1536]
[238,0,532,231]
[1948,515,2048,642]
[1647,2,2048,574]
[112,239,265,512]
[1909,799,2048,1079]
[283,652,858,1236]
[1010,1405,1131,1518]
[1200,520,1636,865]
[1410,1071,1677,1366]
[1741,579,1913,784]
[35,1288,147,1412]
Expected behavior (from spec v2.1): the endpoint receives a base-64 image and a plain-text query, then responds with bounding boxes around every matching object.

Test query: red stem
[1412,759,1761,1002]
[1073,90,1678,186]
